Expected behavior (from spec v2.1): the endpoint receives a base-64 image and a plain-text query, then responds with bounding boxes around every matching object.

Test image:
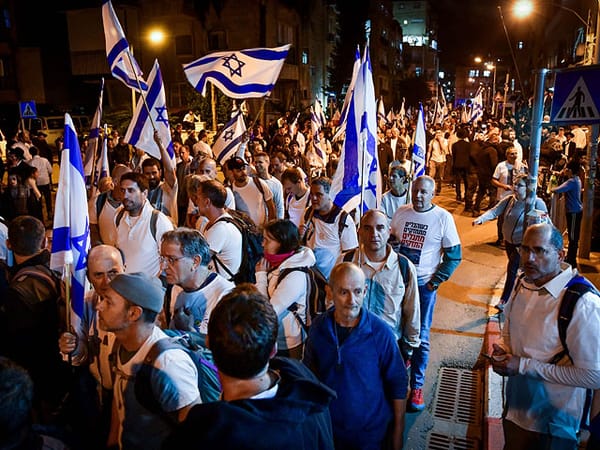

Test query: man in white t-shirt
[89,164,131,246]
[281,167,310,227]
[115,172,173,277]
[187,176,242,279]
[299,176,358,279]
[254,152,284,219]
[226,156,276,227]
[98,272,200,449]
[142,132,178,226]
[390,175,462,412]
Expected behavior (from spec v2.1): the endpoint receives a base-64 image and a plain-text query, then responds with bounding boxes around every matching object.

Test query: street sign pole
[579,13,600,258]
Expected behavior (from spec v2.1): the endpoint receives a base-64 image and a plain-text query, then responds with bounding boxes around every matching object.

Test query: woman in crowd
[472,173,548,310]
[255,219,316,359]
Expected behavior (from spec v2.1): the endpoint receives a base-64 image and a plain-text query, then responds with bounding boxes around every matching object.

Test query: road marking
[430,327,485,338]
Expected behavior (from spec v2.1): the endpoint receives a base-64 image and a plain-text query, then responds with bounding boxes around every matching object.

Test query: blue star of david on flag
[213,111,247,165]
[222,54,245,77]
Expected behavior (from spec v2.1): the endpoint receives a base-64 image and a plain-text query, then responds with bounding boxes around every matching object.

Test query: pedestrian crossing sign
[19,100,37,119]
[550,65,600,124]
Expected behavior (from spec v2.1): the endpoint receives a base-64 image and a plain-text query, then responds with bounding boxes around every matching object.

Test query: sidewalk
[483,251,600,450]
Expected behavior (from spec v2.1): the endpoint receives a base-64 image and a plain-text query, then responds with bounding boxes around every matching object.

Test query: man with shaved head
[391,175,462,411]
[304,262,408,450]
[59,244,126,447]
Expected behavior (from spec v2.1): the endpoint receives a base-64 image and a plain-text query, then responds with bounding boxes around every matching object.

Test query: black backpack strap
[342,248,357,262]
[208,216,242,281]
[96,191,108,220]
[252,176,266,197]
[277,267,310,334]
[551,275,599,364]
[338,210,349,238]
[115,208,125,227]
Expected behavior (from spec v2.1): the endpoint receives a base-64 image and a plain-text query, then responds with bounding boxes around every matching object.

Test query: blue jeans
[501,243,520,303]
[411,284,438,389]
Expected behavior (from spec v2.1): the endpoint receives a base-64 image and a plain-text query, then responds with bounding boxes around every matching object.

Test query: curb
[484,317,504,450]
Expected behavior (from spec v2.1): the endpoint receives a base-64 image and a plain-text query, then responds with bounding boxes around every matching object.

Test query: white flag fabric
[84,78,104,181]
[213,111,247,165]
[411,104,427,179]
[330,45,381,214]
[124,59,175,162]
[398,98,406,128]
[470,88,484,123]
[95,125,110,181]
[183,44,290,99]
[377,97,387,124]
[51,114,90,334]
[310,107,326,165]
[102,0,147,92]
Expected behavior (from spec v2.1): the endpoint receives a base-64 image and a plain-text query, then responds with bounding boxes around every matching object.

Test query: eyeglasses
[518,246,554,258]
[159,255,187,265]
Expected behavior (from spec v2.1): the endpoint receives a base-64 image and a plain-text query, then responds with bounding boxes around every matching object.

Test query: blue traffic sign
[550,65,600,125]
[19,100,37,119]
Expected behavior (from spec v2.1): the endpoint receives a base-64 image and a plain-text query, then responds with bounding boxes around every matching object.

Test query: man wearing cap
[226,156,276,227]
[98,272,200,450]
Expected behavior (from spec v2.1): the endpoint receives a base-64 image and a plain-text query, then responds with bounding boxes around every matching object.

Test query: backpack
[512,273,599,364]
[343,247,412,284]
[115,208,160,242]
[95,191,108,221]
[132,334,221,421]
[209,210,264,284]
[276,265,328,333]
[301,205,349,245]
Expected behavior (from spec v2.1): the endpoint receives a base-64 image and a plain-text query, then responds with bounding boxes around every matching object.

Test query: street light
[510,0,600,258]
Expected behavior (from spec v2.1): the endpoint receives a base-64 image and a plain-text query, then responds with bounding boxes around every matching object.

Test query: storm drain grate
[432,367,482,426]
[427,432,479,450]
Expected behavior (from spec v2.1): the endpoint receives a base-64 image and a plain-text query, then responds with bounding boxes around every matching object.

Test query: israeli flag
[377,97,387,124]
[51,114,90,333]
[94,125,110,182]
[84,78,104,182]
[470,89,484,123]
[124,59,174,161]
[310,107,326,164]
[330,45,381,214]
[102,0,147,92]
[183,44,290,99]
[213,111,247,165]
[412,104,427,179]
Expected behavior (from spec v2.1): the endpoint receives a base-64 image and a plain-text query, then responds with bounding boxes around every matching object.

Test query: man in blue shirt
[551,161,583,267]
[304,262,408,450]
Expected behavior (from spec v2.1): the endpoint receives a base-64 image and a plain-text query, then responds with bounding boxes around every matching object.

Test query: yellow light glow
[513,0,533,18]
[486,64,495,70]
[474,56,482,63]
[148,29,166,45]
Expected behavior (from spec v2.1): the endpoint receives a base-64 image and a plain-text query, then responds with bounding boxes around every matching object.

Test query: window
[469,69,480,77]
[518,41,524,50]
[208,30,226,51]
[277,23,296,61]
[175,35,192,56]
[302,50,308,65]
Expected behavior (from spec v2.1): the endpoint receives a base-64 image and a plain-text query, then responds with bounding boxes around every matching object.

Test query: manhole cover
[432,367,482,426]
[427,432,479,450]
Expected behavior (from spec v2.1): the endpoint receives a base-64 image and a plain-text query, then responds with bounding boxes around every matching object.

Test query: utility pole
[579,7,600,257]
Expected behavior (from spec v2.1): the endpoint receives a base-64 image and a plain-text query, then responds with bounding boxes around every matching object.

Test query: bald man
[58,245,125,445]
[304,262,408,450]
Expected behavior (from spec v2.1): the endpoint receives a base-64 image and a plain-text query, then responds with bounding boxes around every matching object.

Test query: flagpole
[211,83,217,132]
[124,51,157,132]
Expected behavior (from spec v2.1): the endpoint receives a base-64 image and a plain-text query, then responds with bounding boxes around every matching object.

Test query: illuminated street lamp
[511,0,600,258]
[148,28,166,46]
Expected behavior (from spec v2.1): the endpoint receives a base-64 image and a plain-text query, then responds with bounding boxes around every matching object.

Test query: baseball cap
[109,272,165,313]
[225,156,248,171]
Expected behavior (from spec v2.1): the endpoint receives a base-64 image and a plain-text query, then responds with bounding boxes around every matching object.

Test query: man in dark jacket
[0,216,71,423]
[473,132,499,215]
[163,285,336,450]
[451,127,471,206]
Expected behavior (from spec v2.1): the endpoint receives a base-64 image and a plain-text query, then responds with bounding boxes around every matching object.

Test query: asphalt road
[404,183,507,450]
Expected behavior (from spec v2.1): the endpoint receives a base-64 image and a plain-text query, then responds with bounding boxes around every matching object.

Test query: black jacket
[163,357,336,450]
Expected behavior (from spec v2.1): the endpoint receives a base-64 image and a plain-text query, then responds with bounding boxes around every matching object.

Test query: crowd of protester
[0,101,595,449]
